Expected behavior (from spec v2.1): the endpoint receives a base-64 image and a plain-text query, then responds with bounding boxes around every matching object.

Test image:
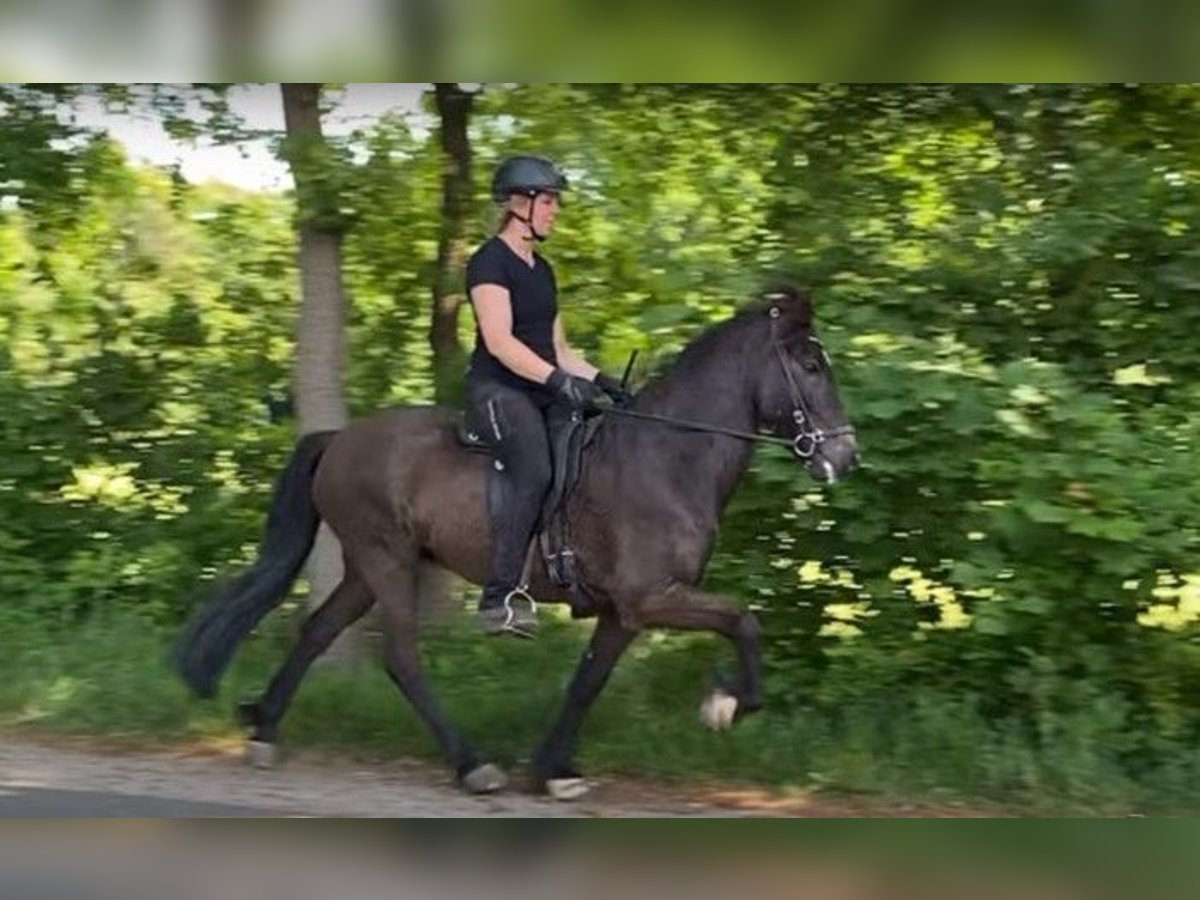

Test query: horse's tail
[172,429,338,699]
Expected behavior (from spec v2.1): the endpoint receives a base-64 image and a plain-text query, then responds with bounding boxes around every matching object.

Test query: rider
[465,154,631,637]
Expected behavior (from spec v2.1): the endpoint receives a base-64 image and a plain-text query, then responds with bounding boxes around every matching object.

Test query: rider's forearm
[554,346,599,381]
[489,335,558,384]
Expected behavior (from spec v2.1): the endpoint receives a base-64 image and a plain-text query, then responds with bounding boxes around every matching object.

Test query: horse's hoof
[461,762,507,794]
[699,689,739,731]
[545,776,592,801]
[246,739,278,769]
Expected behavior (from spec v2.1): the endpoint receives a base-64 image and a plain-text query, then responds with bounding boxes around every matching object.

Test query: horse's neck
[603,335,758,520]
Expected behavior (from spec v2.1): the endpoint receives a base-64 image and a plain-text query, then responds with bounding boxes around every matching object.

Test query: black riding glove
[593,371,635,407]
[546,368,607,411]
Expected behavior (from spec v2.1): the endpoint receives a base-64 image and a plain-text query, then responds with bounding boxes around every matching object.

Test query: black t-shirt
[465,236,559,393]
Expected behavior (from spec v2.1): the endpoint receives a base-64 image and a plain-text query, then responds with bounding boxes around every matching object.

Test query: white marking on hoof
[462,762,507,794]
[246,740,278,769]
[700,690,739,731]
[546,777,591,801]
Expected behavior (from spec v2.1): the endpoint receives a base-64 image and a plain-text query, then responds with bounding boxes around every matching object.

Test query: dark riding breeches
[466,377,560,607]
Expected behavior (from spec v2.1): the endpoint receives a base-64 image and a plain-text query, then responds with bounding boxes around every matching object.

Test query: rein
[603,406,802,453]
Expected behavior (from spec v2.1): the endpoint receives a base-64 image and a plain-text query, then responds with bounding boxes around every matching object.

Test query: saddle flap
[541,412,604,530]
[539,412,606,605]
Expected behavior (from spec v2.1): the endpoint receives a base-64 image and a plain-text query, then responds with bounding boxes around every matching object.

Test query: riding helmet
[491,155,569,201]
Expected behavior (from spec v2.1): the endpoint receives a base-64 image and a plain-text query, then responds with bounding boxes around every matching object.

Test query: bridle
[766,304,857,459]
[604,302,856,461]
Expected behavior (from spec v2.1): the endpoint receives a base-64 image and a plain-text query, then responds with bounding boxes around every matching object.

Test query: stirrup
[502,586,538,636]
[481,586,538,638]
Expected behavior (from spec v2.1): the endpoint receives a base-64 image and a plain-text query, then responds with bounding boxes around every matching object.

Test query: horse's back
[312,404,486,549]
[331,404,457,451]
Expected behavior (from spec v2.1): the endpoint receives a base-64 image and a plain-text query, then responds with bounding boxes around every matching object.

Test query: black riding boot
[469,378,554,638]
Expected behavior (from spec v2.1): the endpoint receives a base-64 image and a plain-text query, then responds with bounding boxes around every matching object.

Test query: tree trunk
[429,82,475,408]
[279,83,359,663]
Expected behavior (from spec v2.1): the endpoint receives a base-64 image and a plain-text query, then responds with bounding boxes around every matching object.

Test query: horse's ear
[762,283,813,333]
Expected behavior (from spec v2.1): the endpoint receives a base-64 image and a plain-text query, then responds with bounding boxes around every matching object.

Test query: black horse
[173,284,858,799]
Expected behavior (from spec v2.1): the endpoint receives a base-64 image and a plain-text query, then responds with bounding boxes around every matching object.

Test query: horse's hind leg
[634,582,763,729]
[358,543,506,795]
[238,573,374,761]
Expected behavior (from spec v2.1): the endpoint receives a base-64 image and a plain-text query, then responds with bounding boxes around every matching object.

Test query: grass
[2,607,1199,816]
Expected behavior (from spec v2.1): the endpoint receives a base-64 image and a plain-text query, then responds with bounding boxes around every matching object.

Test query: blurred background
[3,83,1200,816]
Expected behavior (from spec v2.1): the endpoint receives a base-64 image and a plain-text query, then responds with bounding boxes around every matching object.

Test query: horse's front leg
[633,581,763,728]
[531,611,636,799]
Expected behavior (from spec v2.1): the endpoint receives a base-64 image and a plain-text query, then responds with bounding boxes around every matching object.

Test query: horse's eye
[803,358,821,373]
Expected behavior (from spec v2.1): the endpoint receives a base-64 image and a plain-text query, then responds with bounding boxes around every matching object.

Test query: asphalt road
[0,784,291,816]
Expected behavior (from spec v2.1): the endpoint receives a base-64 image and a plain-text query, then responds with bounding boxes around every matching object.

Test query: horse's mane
[636,283,806,388]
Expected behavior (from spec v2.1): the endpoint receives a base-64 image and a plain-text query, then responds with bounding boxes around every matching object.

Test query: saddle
[456,406,604,610]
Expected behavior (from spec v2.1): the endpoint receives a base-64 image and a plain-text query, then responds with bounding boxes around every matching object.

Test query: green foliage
[5,84,1200,810]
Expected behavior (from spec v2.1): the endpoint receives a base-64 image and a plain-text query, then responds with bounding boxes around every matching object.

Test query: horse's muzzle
[810,432,859,484]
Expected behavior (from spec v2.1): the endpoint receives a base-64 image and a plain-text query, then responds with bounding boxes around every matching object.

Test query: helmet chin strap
[512,192,547,242]
[512,211,545,242]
